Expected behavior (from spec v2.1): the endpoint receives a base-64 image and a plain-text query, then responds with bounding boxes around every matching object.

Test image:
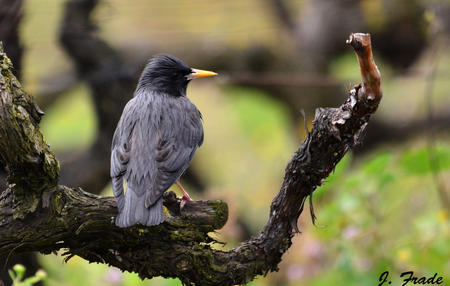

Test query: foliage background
[6,0,450,285]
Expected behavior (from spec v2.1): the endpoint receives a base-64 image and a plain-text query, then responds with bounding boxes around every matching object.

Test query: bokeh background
[1,0,449,285]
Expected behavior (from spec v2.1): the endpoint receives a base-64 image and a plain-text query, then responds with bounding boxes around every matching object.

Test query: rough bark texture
[0,33,382,285]
[0,2,45,284]
[0,49,59,220]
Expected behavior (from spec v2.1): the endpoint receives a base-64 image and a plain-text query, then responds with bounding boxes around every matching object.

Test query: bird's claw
[178,194,193,210]
[176,181,193,210]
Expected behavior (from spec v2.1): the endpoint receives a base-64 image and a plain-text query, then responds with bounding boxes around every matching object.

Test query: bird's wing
[110,98,139,211]
[145,96,204,208]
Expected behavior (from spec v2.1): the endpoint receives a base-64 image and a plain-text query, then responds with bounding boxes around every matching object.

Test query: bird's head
[137,54,217,96]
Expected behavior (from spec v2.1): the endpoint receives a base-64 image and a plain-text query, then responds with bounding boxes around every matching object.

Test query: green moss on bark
[0,43,59,219]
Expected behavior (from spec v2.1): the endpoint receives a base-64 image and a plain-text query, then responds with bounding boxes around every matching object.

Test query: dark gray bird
[111,54,217,227]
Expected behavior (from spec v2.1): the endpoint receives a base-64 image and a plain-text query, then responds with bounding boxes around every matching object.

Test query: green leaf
[377,172,395,189]
[363,152,392,175]
[8,269,16,280]
[435,144,450,170]
[13,264,25,281]
[400,148,432,175]
[400,145,450,175]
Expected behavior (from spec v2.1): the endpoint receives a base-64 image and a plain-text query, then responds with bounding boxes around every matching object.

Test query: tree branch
[0,33,382,285]
[0,48,58,220]
[0,3,46,284]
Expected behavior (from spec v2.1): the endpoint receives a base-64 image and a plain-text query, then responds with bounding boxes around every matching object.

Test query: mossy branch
[0,46,59,219]
[0,33,382,285]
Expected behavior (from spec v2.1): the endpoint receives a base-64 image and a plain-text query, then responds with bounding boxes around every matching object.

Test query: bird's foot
[179,195,191,209]
[176,181,193,209]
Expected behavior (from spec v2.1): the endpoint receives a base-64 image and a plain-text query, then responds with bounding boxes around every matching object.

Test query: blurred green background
[3,0,450,285]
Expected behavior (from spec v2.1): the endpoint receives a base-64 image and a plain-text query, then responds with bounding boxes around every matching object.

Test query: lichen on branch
[0,44,59,219]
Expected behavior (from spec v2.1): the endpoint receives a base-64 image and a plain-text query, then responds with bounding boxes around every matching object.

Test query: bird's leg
[176,181,193,208]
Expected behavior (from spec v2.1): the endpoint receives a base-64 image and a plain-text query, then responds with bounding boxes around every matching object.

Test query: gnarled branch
[0,33,381,285]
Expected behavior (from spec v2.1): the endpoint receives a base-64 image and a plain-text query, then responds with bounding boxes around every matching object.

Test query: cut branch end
[347,33,382,106]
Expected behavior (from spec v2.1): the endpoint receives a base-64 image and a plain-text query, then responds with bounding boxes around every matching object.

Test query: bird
[110,54,217,228]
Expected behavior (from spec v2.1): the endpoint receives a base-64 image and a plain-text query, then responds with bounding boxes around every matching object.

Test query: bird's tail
[115,186,166,228]
[112,177,125,211]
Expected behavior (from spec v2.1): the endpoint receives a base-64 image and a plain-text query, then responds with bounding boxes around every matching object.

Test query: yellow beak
[189,68,218,79]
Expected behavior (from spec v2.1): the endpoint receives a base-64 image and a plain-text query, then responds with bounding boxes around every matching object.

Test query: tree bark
[0,2,46,285]
[0,33,382,285]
